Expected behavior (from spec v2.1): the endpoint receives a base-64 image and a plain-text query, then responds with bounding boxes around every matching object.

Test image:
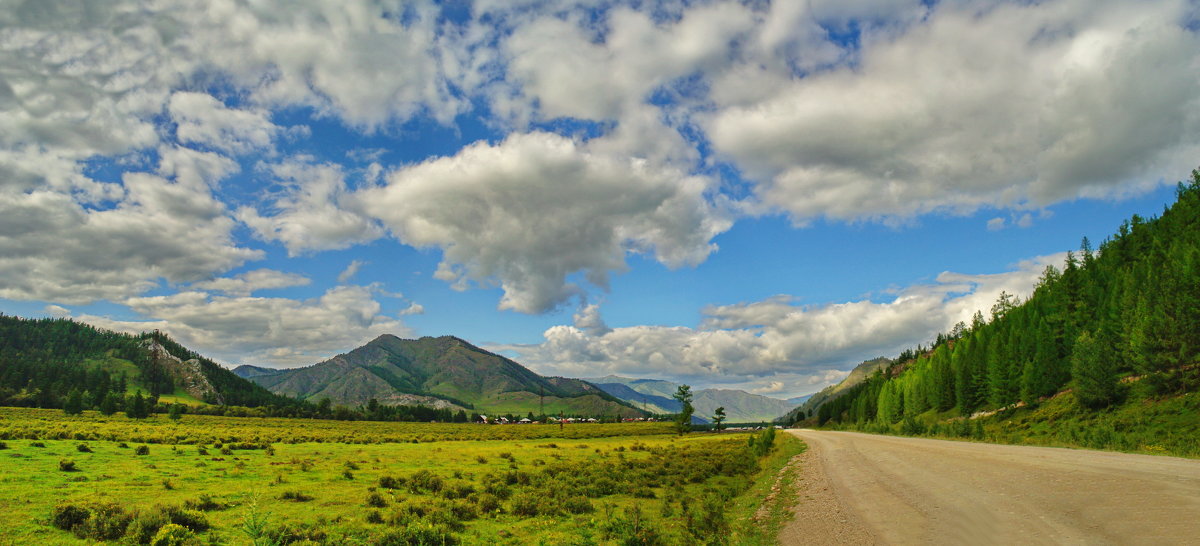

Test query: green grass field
[0,408,801,545]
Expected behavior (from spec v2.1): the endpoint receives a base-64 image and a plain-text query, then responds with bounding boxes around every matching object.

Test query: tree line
[814,170,1200,427]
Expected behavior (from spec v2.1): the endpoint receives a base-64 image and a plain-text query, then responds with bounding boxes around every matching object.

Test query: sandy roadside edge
[777,430,876,545]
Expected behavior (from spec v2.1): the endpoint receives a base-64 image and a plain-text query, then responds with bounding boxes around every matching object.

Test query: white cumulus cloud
[359,132,730,313]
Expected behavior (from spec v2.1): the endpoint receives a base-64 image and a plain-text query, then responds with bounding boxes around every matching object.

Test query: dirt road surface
[780,429,1200,545]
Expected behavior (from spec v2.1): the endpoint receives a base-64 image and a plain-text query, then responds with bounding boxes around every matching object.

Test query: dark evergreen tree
[63,388,84,415]
[673,385,694,435]
[1071,331,1119,409]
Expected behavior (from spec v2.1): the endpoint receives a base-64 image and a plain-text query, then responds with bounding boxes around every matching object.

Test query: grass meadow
[0,408,801,545]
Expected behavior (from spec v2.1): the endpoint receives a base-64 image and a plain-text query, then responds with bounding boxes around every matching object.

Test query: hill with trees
[777,357,893,424]
[0,316,293,411]
[797,170,1200,456]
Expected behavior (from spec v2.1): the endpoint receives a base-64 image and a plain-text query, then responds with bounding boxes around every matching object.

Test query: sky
[1,0,1198,399]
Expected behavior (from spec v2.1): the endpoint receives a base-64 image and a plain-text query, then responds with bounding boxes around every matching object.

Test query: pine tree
[712,407,726,431]
[127,390,147,419]
[1072,331,1119,409]
[99,392,118,416]
[672,385,693,435]
[63,388,84,415]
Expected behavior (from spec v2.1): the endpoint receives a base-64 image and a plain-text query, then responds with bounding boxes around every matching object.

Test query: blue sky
[1,0,1196,398]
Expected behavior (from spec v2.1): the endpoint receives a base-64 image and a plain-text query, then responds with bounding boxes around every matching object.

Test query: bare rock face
[143,340,224,404]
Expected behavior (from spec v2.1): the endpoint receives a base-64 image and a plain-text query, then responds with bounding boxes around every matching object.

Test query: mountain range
[583,375,800,423]
[234,335,643,417]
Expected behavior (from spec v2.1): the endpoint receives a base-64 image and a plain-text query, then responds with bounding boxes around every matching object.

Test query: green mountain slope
[777,357,893,423]
[805,170,1200,457]
[0,316,293,409]
[235,335,645,417]
[584,376,798,422]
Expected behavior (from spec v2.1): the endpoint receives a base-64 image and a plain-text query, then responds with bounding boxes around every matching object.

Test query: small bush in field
[475,455,487,464]
[162,505,209,532]
[407,470,443,494]
[280,491,314,502]
[366,510,384,524]
[135,445,150,455]
[441,481,475,499]
[473,492,500,514]
[126,511,169,544]
[377,523,459,546]
[184,495,226,511]
[74,503,132,541]
[58,459,78,472]
[366,493,388,508]
[0,441,7,450]
[51,504,90,530]
[150,523,194,546]
[76,443,92,453]
[562,495,594,514]
[379,475,404,489]
[30,441,45,448]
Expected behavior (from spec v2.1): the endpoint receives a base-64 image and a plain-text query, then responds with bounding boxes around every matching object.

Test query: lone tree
[712,406,726,431]
[673,384,694,435]
[168,402,184,422]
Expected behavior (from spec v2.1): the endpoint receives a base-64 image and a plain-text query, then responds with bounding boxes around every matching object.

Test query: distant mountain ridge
[583,375,798,423]
[235,335,643,417]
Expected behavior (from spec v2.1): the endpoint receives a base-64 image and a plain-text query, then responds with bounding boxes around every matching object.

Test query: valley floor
[0,408,798,544]
[781,430,1200,545]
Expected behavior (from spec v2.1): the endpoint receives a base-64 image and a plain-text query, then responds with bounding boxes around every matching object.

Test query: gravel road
[780,429,1200,545]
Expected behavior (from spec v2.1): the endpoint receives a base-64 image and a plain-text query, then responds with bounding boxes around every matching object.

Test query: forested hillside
[807,171,1200,454]
[0,316,293,410]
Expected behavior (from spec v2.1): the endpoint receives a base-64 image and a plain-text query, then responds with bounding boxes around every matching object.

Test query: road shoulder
[778,430,875,545]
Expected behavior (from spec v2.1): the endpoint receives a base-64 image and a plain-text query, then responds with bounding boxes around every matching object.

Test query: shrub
[51,504,91,531]
[58,459,77,472]
[161,506,210,532]
[422,502,467,532]
[475,455,488,464]
[509,492,551,517]
[473,493,500,514]
[184,495,226,512]
[600,505,663,546]
[441,481,475,500]
[76,443,92,453]
[150,523,194,546]
[279,491,314,502]
[126,510,169,543]
[0,441,7,450]
[376,522,459,546]
[73,503,132,541]
[407,470,444,494]
[117,442,129,448]
[366,510,384,524]
[135,445,150,455]
[366,493,388,508]
[30,441,45,448]
[379,475,404,489]
[562,495,594,515]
